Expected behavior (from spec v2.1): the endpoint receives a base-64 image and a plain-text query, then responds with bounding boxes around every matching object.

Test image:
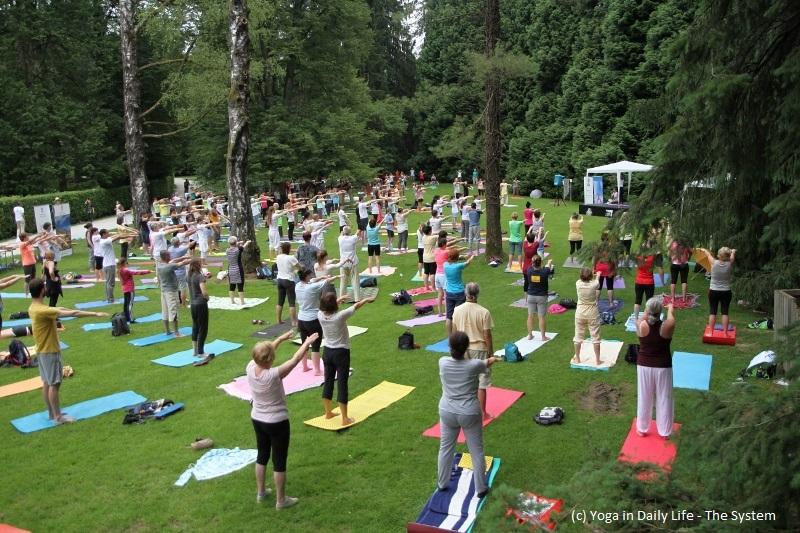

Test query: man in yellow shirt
[28,279,108,425]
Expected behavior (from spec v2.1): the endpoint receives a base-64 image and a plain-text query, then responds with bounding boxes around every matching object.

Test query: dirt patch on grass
[579,382,628,415]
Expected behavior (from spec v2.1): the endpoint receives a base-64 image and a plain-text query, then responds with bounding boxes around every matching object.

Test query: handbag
[398,330,414,350]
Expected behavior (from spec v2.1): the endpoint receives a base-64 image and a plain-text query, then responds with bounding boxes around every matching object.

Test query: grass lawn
[0,186,767,532]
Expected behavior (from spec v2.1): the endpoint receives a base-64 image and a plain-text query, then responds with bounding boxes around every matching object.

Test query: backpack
[392,289,412,305]
[414,304,434,315]
[256,264,274,280]
[360,277,378,288]
[600,311,617,325]
[504,342,524,362]
[559,299,576,309]
[625,344,638,364]
[398,331,415,350]
[9,311,29,320]
[122,399,179,424]
[7,339,32,367]
[111,313,130,337]
[534,406,564,426]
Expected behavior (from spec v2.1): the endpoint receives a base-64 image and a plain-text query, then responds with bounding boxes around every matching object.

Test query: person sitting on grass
[317,292,376,426]
[248,330,320,509]
[28,279,108,425]
[636,297,676,439]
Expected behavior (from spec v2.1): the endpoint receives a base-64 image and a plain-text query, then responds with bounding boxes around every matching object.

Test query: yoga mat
[509,294,558,308]
[135,284,159,290]
[411,454,501,533]
[410,272,424,282]
[151,339,243,367]
[341,286,379,303]
[423,387,524,443]
[397,314,446,327]
[570,340,624,371]
[129,327,192,347]
[0,524,31,533]
[598,299,624,314]
[702,325,736,346]
[0,377,42,398]
[75,296,148,310]
[304,381,415,430]
[624,313,665,333]
[207,296,269,310]
[504,264,522,274]
[4,316,75,328]
[81,312,161,331]
[219,367,354,400]
[386,250,416,256]
[562,258,585,268]
[407,287,436,296]
[292,325,367,344]
[654,273,670,288]
[511,278,525,286]
[673,352,713,391]
[425,338,450,353]
[250,322,294,339]
[613,277,626,289]
[661,293,699,309]
[61,283,94,290]
[140,278,158,284]
[414,298,440,307]
[0,293,28,299]
[618,418,681,470]
[359,266,396,277]
[11,390,146,433]
[492,333,558,357]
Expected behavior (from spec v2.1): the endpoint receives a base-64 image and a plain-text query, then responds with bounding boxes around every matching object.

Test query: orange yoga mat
[0,377,43,398]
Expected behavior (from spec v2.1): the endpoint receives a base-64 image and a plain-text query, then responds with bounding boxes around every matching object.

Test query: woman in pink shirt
[248,330,319,509]
[523,201,534,234]
[118,258,152,323]
[434,237,450,316]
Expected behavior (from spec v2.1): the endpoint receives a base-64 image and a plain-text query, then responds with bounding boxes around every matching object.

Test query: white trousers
[636,366,674,437]
[339,264,359,301]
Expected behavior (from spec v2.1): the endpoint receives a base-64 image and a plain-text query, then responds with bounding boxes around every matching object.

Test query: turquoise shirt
[366,225,381,245]
[444,262,466,294]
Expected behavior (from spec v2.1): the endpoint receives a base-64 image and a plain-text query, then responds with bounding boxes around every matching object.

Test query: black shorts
[252,418,290,472]
[228,282,244,292]
[423,262,436,275]
[277,278,296,306]
[634,283,655,306]
[298,319,323,351]
[598,275,614,290]
[357,218,367,231]
[670,263,689,284]
[417,249,424,263]
[367,244,381,257]
[23,264,36,281]
[386,230,394,239]
[708,289,732,315]
[94,256,103,270]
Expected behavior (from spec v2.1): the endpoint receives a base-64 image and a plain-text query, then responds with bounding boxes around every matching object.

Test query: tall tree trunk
[119,0,150,228]
[483,0,502,258]
[226,0,260,271]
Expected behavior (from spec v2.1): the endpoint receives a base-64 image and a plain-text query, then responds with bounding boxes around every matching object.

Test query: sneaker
[56,415,76,425]
[276,496,298,510]
[256,488,273,502]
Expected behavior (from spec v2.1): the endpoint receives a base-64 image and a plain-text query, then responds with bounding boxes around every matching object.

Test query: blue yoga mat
[425,338,450,353]
[75,296,148,310]
[129,327,192,347]
[11,390,146,433]
[82,313,163,331]
[4,316,75,328]
[598,299,624,314]
[0,292,28,299]
[673,352,713,391]
[151,339,243,367]
[654,273,671,288]
[136,284,159,290]
[59,340,69,350]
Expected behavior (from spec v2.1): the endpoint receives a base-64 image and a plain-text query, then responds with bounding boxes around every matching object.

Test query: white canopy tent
[584,160,654,205]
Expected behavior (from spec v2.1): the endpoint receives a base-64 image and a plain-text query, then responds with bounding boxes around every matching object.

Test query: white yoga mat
[493,333,558,357]
[207,296,269,310]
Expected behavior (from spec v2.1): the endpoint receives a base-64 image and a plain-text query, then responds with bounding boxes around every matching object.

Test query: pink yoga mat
[618,418,681,471]
[407,287,436,296]
[219,365,353,400]
[397,314,446,327]
[414,298,440,307]
[422,387,524,442]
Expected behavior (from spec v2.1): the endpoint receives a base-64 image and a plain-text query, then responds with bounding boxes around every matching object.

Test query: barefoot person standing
[636,298,676,439]
[28,279,108,424]
[572,268,602,366]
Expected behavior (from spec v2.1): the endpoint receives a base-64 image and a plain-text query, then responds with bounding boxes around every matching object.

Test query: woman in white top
[396,208,409,251]
[248,330,319,509]
[296,269,339,375]
[275,242,299,326]
[317,292,376,426]
[450,198,460,230]
[267,205,282,260]
[337,226,360,302]
[708,247,736,336]
[429,210,443,234]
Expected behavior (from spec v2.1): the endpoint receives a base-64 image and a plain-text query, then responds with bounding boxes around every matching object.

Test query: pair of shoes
[476,489,489,499]
[437,486,448,492]
[276,496,298,510]
[256,488,273,502]
[56,415,76,425]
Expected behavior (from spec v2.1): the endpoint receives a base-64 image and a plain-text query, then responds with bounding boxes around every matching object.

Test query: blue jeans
[445,291,466,319]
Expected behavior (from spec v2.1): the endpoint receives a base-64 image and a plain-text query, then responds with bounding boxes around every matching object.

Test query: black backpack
[625,344,639,364]
[534,407,565,426]
[111,313,130,337]
[398,330,415,350]
[7,339,32,367]
[256,264,276,280]
[414,305,434,316]
[9,311,29,320]
[392,289,412,305]
[559,299,576,309]
[360,277,378,288]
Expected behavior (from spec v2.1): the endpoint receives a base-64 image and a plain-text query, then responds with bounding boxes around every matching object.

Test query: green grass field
[0,187,766,532]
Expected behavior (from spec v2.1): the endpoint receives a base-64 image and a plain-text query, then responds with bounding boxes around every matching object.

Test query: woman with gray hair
[708,247,736,336]
[636,297,676,439]
[227,236,251,305]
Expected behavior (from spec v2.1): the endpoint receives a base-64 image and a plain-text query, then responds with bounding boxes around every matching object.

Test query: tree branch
[142,123,194,139]
[139,36,197,119]
[139,58,188,71]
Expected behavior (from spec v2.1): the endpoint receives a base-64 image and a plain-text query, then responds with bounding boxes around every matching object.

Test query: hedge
[1,178,174,239]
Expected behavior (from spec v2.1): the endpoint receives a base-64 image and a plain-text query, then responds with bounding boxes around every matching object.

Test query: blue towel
[82,313,162,331]
[11,390,146,433]
[598,299,624,314]
[4,316,75,328]
[152,339,243,367]
[654,273,671,288]
[673,352,713,391]
[175,447,257,486]
[75,296,148,310]
[425,339,450,353]
[0,292,29,299]
[59,340,69,350]
[129,327,192,347]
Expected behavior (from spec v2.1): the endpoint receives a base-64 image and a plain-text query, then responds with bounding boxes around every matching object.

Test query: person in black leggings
[187,258,211,358]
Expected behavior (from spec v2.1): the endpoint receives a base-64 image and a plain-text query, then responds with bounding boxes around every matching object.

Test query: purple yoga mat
[397,314,446,327]
[614,277,626,289]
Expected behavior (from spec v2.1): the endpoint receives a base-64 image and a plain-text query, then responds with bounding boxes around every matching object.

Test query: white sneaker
[276,496,298,510]
[256,488,273,502]
[56,415,76,425]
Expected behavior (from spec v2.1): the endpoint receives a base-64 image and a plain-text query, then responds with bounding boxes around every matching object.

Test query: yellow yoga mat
[0,377,43,398]
[458,453,494,473]
[304,381,414,430]
[292,326,367,345]
[571,340,624,370]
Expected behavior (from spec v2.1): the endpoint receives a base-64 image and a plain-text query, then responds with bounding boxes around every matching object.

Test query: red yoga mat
[422,387,524,443]
[702,325,736,346]
[618,418,681,471]
[408,287,436,296]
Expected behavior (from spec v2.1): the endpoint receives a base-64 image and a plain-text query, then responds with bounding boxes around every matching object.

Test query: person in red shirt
[419,169,425,183]
[521,232,541,292]
[523,202,534,234]
[118,257,153,323]
[634,250,664,321]
[593,233,617,305]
